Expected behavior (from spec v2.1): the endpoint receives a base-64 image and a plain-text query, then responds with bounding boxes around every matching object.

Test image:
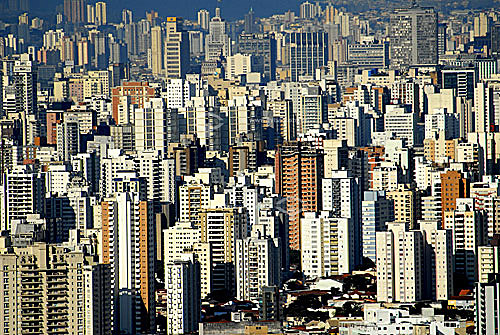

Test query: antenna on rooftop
[215,0,222,18]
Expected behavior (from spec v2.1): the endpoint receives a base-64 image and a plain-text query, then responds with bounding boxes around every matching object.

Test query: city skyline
[0,0,500,334]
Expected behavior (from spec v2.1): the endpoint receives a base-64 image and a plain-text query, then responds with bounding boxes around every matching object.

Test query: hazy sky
[33,0,497,21]
[114,0,304,20]
[34,0,303,20]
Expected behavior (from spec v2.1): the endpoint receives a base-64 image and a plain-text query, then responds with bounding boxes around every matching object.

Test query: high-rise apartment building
[275,141,324,250]
[267,98,296,144]
[443,198,486,283]
[64,0,85,24]
[362,190,394,262]
[301,212,356,277]
[478,242,500,284]
[0,241,112,335]
[200,208,247,294]
[56,115,80,161]
[473,12,490,37]
[101,192,156,334]
[288,32,328,81]
[300,86,327,134]
[179,182,212,227]
[476,279,500,335]
[235,229,281,301]
[0,165,44,231]
[163,222,212,298]
[111,82,155,124]
[389,6,438,68]
[95,2,107,26]
[376,222,424,303]
[86,4,95,23]
[134,151,176,211]
[387,185,418,230]
[134,98,179,153]
[440,170,469,224]
[151,26,164,76]
[197,9,210,30]
[321,170,362,266]
[164,258,201,335]
[470,176,500,239]
[419,221,454,301]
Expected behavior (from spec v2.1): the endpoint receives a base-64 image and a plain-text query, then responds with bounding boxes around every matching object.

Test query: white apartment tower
[443,198,486,283]
[301,211,355,278]
[134,98,179,153]
[0,242,112,335]
[163,222,212,298]
[376,222,424,303]
[164,257,201,335]
[101,192,156,334]
[419,221,454,300]
[198,9,210,30]
[0,165,44,231]
[235,227,281,301]
[200,208,247,294]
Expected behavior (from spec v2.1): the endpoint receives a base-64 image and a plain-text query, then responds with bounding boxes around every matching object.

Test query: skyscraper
[275,141,324,250]
[440,170,469,224]
[95,1,107,26]
[205,8,231,61]
[164,258,201,335]
[134,98,179,153]
[389,6,438,68]
[362,190,394,262]
[299,1,319,19]
[437,23,447,56]
[197,9,210,30]
[64,0,86,24]
[376,222,424,303]
[101,192,156,334]
[164,17,190,79]
[111,81,155,124]
[491,23,500,56]
[288,32,328,81]
[151,26,163,76]
[238,33,277,82]
[476,279,500,335]
[199,208,247,295]
[244,8,255,33]
[10,55,37,146]
[122,9,133,24]
[442,69,476,100]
